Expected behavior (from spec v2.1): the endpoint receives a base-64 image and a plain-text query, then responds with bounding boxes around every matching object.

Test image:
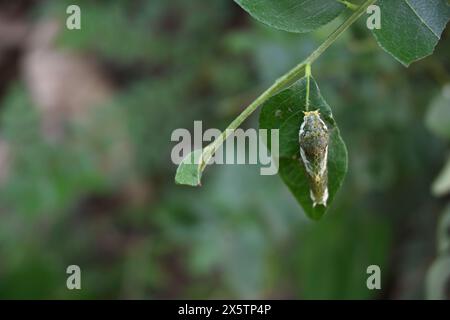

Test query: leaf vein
[404,0,440,39]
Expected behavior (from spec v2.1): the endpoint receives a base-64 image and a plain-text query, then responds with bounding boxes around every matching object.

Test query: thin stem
[338,0,359,11]
[305,64,312,111]
[200,0,377,168]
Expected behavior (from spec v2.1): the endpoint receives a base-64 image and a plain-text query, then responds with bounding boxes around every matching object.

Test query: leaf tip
[174,150,204,187]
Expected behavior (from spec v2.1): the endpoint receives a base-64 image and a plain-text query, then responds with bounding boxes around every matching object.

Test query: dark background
[0,0,449,299]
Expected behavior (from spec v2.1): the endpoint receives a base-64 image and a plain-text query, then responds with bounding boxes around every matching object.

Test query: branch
[177,0,377,185]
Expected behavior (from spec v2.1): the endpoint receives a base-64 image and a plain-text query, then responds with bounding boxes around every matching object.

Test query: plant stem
[200,0,377,167]
[337,0,359,11]
[305,63,312,111]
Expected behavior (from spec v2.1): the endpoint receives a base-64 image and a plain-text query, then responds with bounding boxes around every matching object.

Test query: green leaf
[426,256,450,299]
[426,205,450,300]
[259,77,348,220]
[175,150,204,187]
[432,156,450,197]
[372,0,450,66]
[437,204,450,255]
[233,0,345,33]
[426,84,450,140]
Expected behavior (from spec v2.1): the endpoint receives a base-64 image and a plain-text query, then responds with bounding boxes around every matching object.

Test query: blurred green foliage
[425,83,450,299]
[0,85,109,215]
[0,0,448,299]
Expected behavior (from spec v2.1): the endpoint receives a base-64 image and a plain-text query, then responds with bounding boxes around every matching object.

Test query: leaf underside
[259,77,348,220]
[234,0,345,33]
[175,149,203,187]
[372,0,450,66]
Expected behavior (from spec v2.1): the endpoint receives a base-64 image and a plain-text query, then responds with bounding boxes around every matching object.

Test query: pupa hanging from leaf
[299,110,329,207]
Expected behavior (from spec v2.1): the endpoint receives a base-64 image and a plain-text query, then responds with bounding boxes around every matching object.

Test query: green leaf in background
[437,204,450,255]
[426,205,450,300]
[233,0,345,33]
[432,157,450,197]
[426,256,450,299]
[426,84,450,140]
[372,0,450,66]
[426,85,450,196]
[259,77,348,220]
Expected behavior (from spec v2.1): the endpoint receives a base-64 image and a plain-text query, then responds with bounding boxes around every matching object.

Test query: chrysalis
[299,110,329,207]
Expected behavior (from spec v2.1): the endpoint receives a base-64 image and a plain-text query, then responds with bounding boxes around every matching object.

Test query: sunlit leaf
[426,84,450,140]
[432,157,450,197]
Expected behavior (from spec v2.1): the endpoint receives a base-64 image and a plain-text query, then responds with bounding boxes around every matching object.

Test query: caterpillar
[299,110,329,207]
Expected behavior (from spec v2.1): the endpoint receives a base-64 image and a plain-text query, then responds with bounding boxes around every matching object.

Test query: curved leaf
[432,157,450,197]
[175,149,203,186]
[234,0,345,33]
[372,0,450,66]
[426,205,450,299]
[426,256,450,300]
[437,204,450,255]
[259,77,348,220]
[426,84,450,140]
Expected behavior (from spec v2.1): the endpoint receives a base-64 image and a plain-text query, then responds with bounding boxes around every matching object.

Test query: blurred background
[0,0,449,299]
